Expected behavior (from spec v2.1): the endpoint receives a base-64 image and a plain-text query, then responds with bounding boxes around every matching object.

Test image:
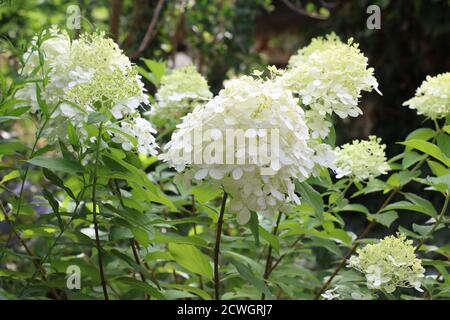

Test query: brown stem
[0,203,47,279]
[214,192,228,300]
[415,194,449,253]
[0,203,62,300]
[191,195,203,289]
[112,179,149,298]
[281,0,329,20]
[268,180,353,281]
[134,240,161,290]
[269,234,306,274]
[129,239,149,299]
[261,211,283,300]
[131,0,165,59]
[92,124,109,300]
[109,0,123,42]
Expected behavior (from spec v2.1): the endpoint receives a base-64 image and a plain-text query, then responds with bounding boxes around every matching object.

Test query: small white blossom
[151,65,212,126]
[403,72,450,119]
[348,233,425,293]
[334,136,390,181]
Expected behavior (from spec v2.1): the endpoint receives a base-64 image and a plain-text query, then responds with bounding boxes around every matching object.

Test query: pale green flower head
[348,233,425,293]
[278,33,380,141]
[403,72,450,119]
[65,66,145,111]
[334,135,390,181]
[64,31,149,115]
[151,65,212,124]
[15,27,158,156]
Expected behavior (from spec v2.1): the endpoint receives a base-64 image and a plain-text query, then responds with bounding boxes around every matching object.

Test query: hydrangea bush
[0,28,449,301]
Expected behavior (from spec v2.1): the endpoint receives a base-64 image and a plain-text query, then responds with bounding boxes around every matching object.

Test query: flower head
[348,233,425,293]
[278,33,380,139]
[161,75,332,223]
[403,72,450,119]
[151,65,212,125]
[15,27,157,156]
[334,135,389,181]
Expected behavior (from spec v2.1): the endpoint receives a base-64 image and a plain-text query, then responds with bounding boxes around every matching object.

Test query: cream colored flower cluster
[151,65,212,125]
[334,136,390,181]
[161,75,335,223]
[403,72,450,119]
[277,34,380,139]
[348,233,425,293]
[15,27,157,156]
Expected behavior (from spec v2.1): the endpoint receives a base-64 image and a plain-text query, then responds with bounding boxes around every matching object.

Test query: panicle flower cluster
[277,34,380,139]
[402,72,450,119]
[15,27,157,156]
[347,233,425,293]
[334,135,390,181]
[151,65,212,125]
[161,75,335,223]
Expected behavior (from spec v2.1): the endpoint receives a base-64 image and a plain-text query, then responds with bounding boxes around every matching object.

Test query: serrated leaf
[400,140,450,167]
[168,243,213,279]
[28,156,83,174]
[230,259,272,298]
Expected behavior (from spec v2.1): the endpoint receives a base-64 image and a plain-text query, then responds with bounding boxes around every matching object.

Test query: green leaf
[0,170,20,185]
[87,112,108,124]
[427,160,449,177]
[191,183,221,203]
[400,139,450,167]
[405,128,436,142]
[370,211,399,228]
[42,189,63,230]
[142,59,166,86]
[66,121,79,148]
[339,204,370,215]
[162,284,211,300]
[295,181,324,217]
[427,174,450,192]
[35,84,49,118]
[402,192,437,217]
[436,133,450,157]
[258,226,279,254]
[402,151,426,169]
[381,201,436,218]
[109,227,133,241]
[154,232,208,247]
[115,277,164,299]
[443,125,450,135]
[43,168,76,200]
[27,156,83,174]
[168,243,213,279]
[230,259,272,298]
[248,212,260,245]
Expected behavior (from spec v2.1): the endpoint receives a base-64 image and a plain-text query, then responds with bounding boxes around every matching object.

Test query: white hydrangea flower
[321,287,341,300]
[161,75,334,223]
[347,233,425,293]
[151,65,212,125]
[111,117,158,156]
[403,72,450,119]
[277,34,380,140]
[334,135,390,181]
[15,27,157,156]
